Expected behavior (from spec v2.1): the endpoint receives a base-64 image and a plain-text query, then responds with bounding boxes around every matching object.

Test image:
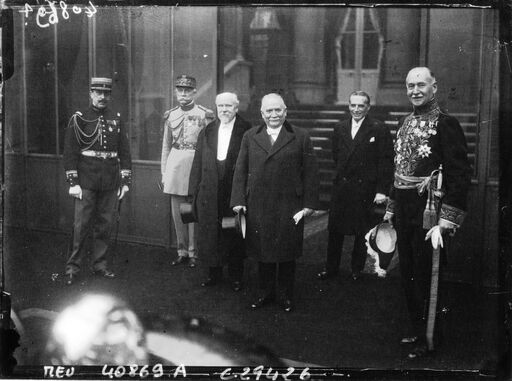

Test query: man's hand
[425,225,443,249]
[383,211,393,226]
[373,193,387,204]
[233,205,246,214]
[117,185,129,200]
[292,208,313,225]
[69,185,82,200]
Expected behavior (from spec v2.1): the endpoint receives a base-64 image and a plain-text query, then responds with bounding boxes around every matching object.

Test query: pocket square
[369,137,375,143]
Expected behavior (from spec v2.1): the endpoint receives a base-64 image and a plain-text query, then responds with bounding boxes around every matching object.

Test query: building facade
[3,5,502,286]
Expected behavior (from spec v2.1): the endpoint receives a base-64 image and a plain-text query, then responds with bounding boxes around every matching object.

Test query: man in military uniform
[161,75,214,268]
[63,77,132,286]
[384,67,471,358]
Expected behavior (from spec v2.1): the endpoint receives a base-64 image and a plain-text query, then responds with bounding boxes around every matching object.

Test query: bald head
[260,93,287,129]
[216,92,239,123]
[406,67,437,107]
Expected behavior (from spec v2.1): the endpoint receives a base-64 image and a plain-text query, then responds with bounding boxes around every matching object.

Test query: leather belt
[172,142,196,150]
[81,150,118,159]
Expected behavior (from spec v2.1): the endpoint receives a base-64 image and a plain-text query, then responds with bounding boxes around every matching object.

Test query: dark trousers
[258,260,296,300]
[66,189,118,274]
[395,189,445,341]
[208,159,245,282]
[325,231,367,274]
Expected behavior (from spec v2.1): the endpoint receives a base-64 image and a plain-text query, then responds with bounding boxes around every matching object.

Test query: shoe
[407,343,430,359]
[250,295,275,310]
[231,281,242,292]
[171,256,188,266]
[351,272,361,281]
[201,277,218,287]
[94,269,115,278]
[282,299,294,312]
[65,273,75,285]
[317,270,336,280]
[189,258,197,268]
[400,336,418,344]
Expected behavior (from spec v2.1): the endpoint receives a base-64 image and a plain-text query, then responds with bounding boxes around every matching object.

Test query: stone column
[291,8,327,105]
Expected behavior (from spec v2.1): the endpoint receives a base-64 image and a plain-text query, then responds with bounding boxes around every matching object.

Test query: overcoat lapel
[346,118,370,162]
[225,116,246,168]
[205,120,220,156]
[253,124,272,154]
[267,121,295,159]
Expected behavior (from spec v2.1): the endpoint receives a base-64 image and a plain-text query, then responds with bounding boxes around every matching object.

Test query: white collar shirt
[266,125,282,144]
[217,117,236,161]
[351,117,365,139]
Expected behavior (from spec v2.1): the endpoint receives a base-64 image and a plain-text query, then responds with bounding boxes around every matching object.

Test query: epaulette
[163,106,180,119]
[197,105,213,113]
[75,111,83,116]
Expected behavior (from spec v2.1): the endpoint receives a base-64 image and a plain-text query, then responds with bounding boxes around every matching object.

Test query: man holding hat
[231,93,319,312]
[384,67,471,358]
[161,75,214,268]
[63,77,132,285]
[317,90,394,281]
[188,92,251,291]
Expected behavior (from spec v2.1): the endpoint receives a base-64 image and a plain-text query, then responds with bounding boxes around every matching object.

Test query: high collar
[413,98,439,116]
[91,105,107,114]
[180,101,195,112]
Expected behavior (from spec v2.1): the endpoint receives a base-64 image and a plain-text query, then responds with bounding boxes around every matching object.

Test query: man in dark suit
[231,93,320,312]
[189,92,251,291]
[317,91,393,281]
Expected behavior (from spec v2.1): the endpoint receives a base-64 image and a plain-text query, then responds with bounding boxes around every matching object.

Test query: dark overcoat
[329,117,394,234]
[188,115,251,267]
[230,121,320,263]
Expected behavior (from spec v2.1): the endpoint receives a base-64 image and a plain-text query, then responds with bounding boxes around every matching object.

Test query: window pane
[5,11,25,154]
[362,32,379,69]
[340,33,355,69]
[25,21,56,154]
[57,13,89,155]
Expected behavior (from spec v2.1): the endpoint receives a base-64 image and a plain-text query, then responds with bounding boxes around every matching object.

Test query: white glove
[425,225,444,249]
[69,185,82,200]
[373,193,387,204]
[233,205,246,214]
[293,208,313,225]
[117,185,129,200]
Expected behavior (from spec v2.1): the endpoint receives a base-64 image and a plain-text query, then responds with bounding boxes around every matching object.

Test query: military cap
[90,77,112,91]
[175,75,196,89]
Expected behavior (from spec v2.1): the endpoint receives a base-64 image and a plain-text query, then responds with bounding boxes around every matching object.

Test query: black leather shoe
[231,281,242,292]
[189,258,197,268]
[65,273,75,285]
[250,295,275,310]
[201,277,218,287]
[317,270,336,280]
[171,256,188,266]
[351,272,361,281]
[282,299,294,312]
[400,336,418,344]
[94,269,115,278]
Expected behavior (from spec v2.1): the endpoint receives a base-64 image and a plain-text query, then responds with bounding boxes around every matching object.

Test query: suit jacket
[230,121,320,263]
[329,116,394,234]
[188,115,251,266]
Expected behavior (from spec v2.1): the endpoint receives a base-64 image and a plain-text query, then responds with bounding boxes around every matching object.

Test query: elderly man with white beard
[189,92,252,291]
